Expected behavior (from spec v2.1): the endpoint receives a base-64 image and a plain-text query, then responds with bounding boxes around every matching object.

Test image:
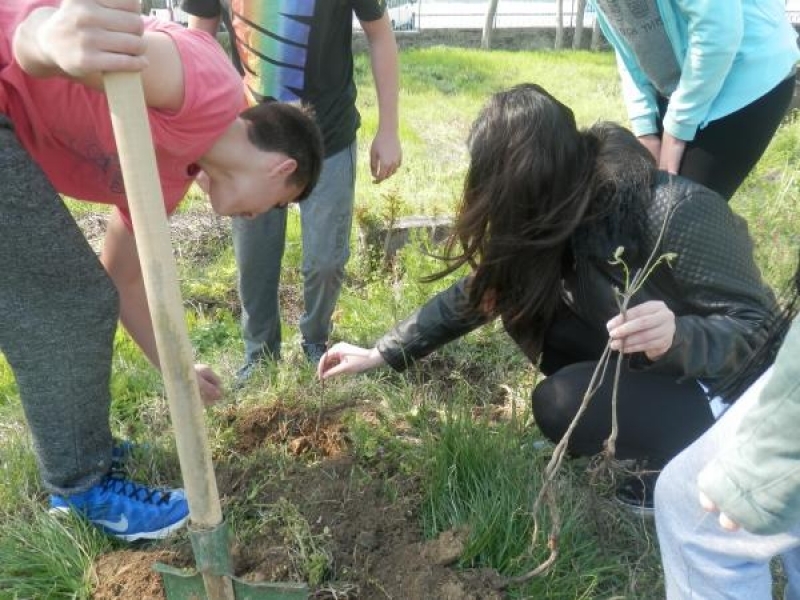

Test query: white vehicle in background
[149,6,189,26]
[388,0,417,31]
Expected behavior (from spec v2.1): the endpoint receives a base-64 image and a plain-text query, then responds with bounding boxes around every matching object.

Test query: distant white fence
[416,0,596,29]
[362,1,596,31]
[368,0,800,32]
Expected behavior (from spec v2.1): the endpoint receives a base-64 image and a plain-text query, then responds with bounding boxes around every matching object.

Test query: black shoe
[234,351,279,389]
[234,361,259,389]
[614,471,658,517]
[301,342,327,366]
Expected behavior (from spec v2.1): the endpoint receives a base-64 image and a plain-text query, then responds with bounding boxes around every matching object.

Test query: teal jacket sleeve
[664,0,743,141]
[698,315,800,535]
[594,5,661,137]
[593,0,743,141]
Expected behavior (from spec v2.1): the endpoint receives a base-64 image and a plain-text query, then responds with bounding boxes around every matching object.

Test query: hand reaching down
[317,343,386,380]
[195,363,223,405]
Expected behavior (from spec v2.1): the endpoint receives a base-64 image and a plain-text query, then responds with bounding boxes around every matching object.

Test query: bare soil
[76,210,230,264]
[91,401,506,600]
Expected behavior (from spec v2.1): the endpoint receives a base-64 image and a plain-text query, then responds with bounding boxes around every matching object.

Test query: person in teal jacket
[655,259,800,599]
[593,0,799,199]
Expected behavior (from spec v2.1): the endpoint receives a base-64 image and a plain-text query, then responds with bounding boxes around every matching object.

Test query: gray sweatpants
[0,116,116,496]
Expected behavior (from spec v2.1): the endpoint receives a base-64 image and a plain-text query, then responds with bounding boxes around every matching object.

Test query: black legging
[659,73,796,200]
[524,310,716,468]
[532,362,715,468]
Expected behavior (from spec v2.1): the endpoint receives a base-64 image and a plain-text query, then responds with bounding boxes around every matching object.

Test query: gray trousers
[0,116,115,495]
[232,141,357,362]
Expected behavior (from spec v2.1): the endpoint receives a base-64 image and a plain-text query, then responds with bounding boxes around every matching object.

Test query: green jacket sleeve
[698,315,800,535]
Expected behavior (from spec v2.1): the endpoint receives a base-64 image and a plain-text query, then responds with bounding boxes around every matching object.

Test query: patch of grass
[354,48,624,218]
[0,413,40,515]
[421,409,662,599]
[422,409,537,571]
[0,507,113,599]
[260,498,333,587]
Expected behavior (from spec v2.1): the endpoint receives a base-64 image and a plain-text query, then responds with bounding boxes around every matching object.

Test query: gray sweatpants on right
[0,116,116,496]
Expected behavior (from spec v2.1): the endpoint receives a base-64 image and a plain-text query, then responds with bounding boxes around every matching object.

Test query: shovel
[102,71,307,600]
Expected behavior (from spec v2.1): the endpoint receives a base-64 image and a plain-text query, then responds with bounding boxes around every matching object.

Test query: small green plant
[353,189,411,277]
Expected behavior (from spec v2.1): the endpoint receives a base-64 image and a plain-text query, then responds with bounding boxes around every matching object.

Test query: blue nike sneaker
[50,475,189,542]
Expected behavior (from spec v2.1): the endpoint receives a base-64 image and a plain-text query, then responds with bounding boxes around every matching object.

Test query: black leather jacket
[375,174,776,389]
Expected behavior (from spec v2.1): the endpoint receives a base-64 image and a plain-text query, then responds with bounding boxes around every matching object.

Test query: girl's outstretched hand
[606,300,676,361]
[317,343,386,380]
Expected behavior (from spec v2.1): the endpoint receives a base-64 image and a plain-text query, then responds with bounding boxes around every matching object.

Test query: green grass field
[0,47,797,599]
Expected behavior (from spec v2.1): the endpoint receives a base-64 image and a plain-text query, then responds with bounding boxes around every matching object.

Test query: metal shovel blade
[154,563,308,600]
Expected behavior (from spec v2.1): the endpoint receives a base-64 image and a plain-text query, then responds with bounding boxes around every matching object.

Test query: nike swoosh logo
[95,514,129,533]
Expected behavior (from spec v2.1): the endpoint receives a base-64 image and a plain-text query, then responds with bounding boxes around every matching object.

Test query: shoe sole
[115,514,190,542]
[49,506,190,541]
[613,497,655,519]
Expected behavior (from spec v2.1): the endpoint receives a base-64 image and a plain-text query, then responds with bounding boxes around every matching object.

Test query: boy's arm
[13,0,185,111]
[101,210,159,368]
[101,211,223,404]
[360,14,402,183]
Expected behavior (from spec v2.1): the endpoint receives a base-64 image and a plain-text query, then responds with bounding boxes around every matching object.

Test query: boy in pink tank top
[0,0,322,542]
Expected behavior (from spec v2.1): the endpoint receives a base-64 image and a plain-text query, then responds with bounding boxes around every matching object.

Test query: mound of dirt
[93,550,182,600]
[227,403,350,458]
[91,403,506,599]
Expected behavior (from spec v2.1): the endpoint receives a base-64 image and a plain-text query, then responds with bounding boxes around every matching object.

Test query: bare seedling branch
[496,205,677,590]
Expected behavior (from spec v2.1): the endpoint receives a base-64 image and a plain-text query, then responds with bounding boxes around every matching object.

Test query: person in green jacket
[655,259,800,599]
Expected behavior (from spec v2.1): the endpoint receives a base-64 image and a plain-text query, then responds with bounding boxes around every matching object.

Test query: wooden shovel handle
[103,72,233,599]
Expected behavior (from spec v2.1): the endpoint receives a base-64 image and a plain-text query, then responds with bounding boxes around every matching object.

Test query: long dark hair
[434,83,655,343]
